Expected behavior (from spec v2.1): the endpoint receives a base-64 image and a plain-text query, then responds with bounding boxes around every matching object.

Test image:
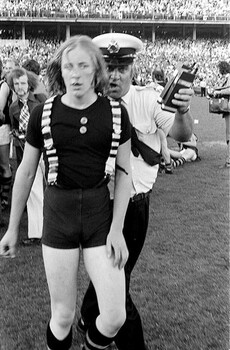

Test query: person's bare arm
[0,143,41,258]
[106,139,131,269]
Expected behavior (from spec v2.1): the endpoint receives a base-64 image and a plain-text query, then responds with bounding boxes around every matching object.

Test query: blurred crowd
[0,37,229,92]
[0,38,58,79]
[134,38,230,91]
[0,0,229,19]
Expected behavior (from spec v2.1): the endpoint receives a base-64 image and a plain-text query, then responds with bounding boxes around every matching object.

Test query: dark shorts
[42,185,112,249]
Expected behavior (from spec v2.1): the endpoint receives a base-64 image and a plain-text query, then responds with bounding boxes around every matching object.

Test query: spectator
[22,58,48,96]
[213,61,230,168]
[0,0,229,19]
[7,67,46,245]
[0,58,19,211]
[152,66,167,87]
[200,77,207,97]
[0,59,3,224]
[0,38,229,92]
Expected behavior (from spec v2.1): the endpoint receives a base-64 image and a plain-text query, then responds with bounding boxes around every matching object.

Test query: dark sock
[0,176,12,209]
[1,184,11,206]
[84,322,114,350]
[46,323,72,350]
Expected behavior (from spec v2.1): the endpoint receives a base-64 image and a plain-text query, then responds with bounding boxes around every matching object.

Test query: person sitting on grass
[158,129,199,174]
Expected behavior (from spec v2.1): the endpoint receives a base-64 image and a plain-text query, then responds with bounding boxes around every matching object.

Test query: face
[61,46,95,99]
[4,61,16,75]
[40,68,46,78]
[107,64,133,100]
[13,74,29,100]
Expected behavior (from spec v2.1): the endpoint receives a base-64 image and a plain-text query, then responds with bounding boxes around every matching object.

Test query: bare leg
[42,245,80,342]
[83,245,126,338]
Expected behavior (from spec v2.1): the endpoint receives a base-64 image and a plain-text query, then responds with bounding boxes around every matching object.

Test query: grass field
[0,96,229,350]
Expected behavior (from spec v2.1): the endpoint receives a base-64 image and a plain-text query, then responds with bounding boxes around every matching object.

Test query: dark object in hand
[157,63,198,113]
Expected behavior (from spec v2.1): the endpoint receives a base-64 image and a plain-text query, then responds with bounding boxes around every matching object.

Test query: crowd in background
[134,38,230,91]
[0,37,229,93]
[0,0,229,19]
[1,38,60,73]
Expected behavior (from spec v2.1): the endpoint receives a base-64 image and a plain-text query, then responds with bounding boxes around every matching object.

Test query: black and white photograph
[0,2,229,349]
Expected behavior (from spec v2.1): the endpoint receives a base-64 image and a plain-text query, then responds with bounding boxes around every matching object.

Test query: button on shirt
[122,85,175,197]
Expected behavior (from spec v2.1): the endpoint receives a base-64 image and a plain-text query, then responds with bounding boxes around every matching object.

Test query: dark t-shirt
[26,95,131,189]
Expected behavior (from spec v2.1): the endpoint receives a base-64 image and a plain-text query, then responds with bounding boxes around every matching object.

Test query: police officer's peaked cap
[93,33,143,66]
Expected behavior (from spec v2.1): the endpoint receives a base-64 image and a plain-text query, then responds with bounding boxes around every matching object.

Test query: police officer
[78,33,194,350]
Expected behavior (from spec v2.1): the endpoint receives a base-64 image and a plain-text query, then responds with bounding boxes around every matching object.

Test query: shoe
[158,165,165,174]
[77,318,88,335]
[158,159,166,174]
[180,147,197,162]
[164,161,173,174]
[182,145,200,161]
[21,238,41,246]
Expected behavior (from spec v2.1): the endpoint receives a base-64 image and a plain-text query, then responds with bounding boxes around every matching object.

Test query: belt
[131,190,151,202]
[53,179,108,190]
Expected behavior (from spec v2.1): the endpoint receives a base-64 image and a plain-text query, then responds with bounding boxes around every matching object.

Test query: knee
[103,308,126,334]
[114,309,126,331]
[52,305,75,330]
[112,308,126,330]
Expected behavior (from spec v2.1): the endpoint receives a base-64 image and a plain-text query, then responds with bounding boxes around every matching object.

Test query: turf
[0,96,229,350]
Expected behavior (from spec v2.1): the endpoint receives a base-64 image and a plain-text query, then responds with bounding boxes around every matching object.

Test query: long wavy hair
[7,67,39,92]
[46,35,109,96]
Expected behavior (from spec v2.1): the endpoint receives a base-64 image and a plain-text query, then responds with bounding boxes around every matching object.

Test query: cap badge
[107,40,120,54]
